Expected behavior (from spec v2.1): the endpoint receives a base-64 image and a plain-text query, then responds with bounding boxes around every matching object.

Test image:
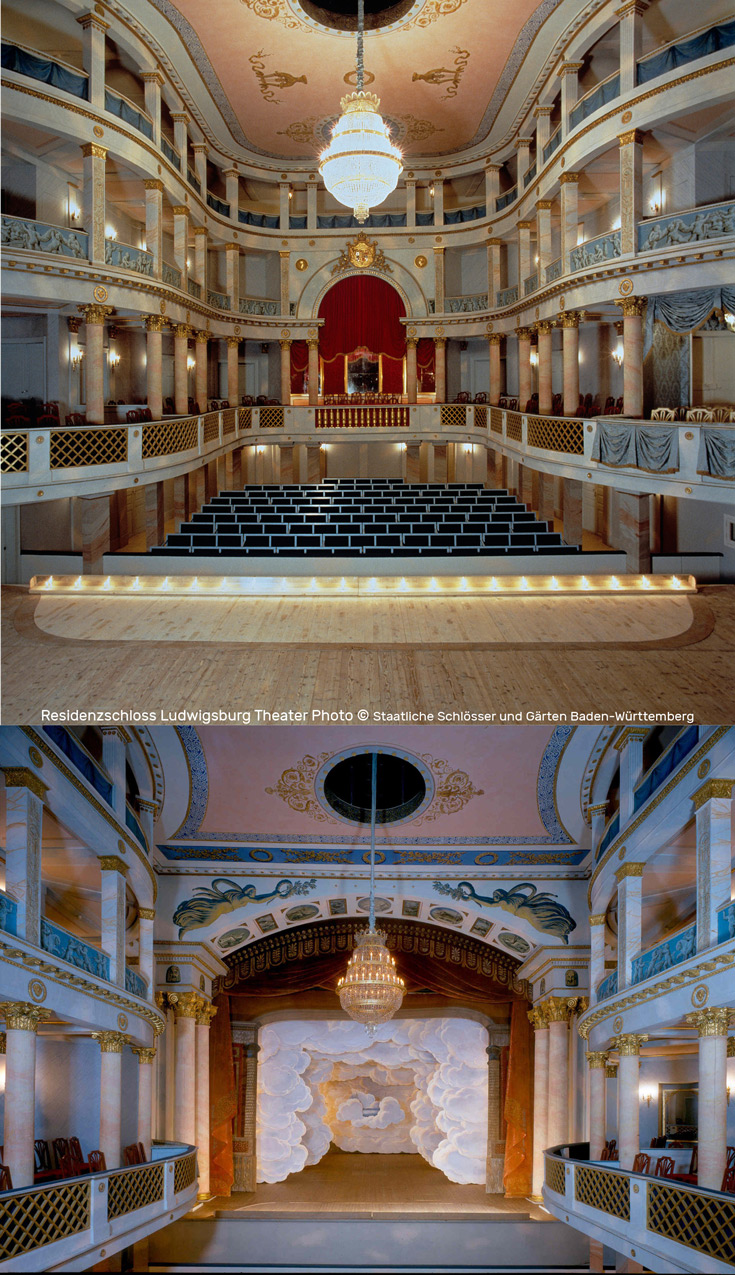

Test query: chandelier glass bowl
[337,927,405,1030]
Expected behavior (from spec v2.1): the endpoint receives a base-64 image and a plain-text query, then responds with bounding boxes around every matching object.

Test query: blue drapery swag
[570,72,620,129]
[239,210,279,228]
[644,285,735,356]
[1,41,88,99]
[207,193,230,217]
[698,428,735,480]
[444,205,486,224]
[104,88,153,139]
[592,422,680,473]
[637,19,735,84]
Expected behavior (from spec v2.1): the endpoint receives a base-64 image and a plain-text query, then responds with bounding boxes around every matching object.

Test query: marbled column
[100,855,127,986]
[559,311,580,416]
[79,303,111,423]
[558,61,583,135]
[517,328,532,411]
[196,1002,217,1199]
[432,179,444,226]
[80,494,110,574]
[81,143,106,263]
[692,779,734,951]
[171,112,189,164]
[142,70,163,147]
[559,173,579,267]
[144,480,165,550]
[488,334,502,405]
[536,200,553,280]
[589,913,607,1005]
[131,1047,157,1159]
[232,447,244,488]
[307,339,319,406]
[1,1003,47,1186]
[405,180,416,228]
[615,727,648,824]
[546,1000,572,1148]
[76,12,107,110]
[279,251,290,315]
[485,1044,506,1193]
[193,226,208,294]
[406,338,418,404]
[138,907,156,993]
[172,324,191,415]
[172,206,189,290]
[227,338,240,403]
[187,466,205,515]
[529,1006,550,1198]
[434,337,447,404]
[536,321,554,415]
[686,1008,731,1190]
[224,169,240,219]
[173,475,187,530]
[192,143,208,195]
[613,489,651,572]
[100,726,126,816]
[279,182,290,231]
[538,471,555,523]
[225,244,240,312]
[307,180,318,231]
[145,315,166,420]
[517,220,533,293]
[419,441,434,482]
[534,106,553,155]
[619,129,643,256]
[92,1031,130,1170]
[515,137,532,186]
[434,247,445,314]
[280,339,291,405]
[487,239,502,306]
[616,297,646,417]
[589,803,608,859]
[2,768,46,944]
[562,477,583,546]
[144,179,164,279]
[615,1034,646,1169]
[619,0,647,94]
[172,992,199,1146]
[195,331,209,413]
[587,1052,608,1160]
[485,165,501,212]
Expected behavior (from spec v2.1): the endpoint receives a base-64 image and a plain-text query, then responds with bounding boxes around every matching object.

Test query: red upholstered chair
[5,415,29,430]
[52,1138,70,1168]
[474,391,487,403]
[455,391,470,403]
[654,1156,676,1177]
[673,1145,698,1185]
[126,409,141,422]
[42,402,60,417]
[69,1137,89,1173]
[632,1153,651,1174]
[88,1150,106,1173]
[123,1144,142,1166]
[5,402,28,418]
[614,396,624,413]
[0,1165,12,1191]
[34,1140,55,1182]
[58,1153,81,1179]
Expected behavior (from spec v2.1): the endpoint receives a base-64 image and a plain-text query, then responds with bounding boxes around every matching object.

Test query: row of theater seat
[150,479,581,557]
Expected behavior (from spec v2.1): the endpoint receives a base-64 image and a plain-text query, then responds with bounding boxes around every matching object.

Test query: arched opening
[316,275,407,396]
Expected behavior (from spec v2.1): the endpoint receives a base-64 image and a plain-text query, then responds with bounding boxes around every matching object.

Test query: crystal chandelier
[319,0,403,224]
[337,752,405,1033]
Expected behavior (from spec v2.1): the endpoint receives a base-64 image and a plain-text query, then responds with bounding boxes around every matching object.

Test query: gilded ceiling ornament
[295,258,309,270]
[332,232,393,275]
[266,751,335,820]
[239,0,305,30]
[412,47,470,100]
[277,118,321,146]
[344,69,375,87]
[401,116,445,145]
[249,50,307,104]
[411,0,470,26]
[411,754,483,823]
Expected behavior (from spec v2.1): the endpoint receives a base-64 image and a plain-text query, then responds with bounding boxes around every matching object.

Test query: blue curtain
[644,285,735,355]
[444,205,486,224]
[698,428,735,479]
[416,211,435,226]
[314,212,408,228]
[238,210,279,228]
[496,188,517,211]
[543,130,561,162]
[2,41,89,99]
[104,89,153,139]
[592,422,679,472]
[207,193,230,217]
[569,73,620,129]
[161,136,180,170]
[289,215,307,229]
[637,19,735,84]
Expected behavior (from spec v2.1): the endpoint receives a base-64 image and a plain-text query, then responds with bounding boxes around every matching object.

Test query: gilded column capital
[516,326,533,341]
[558,61,584,76]
[0,1032,5,1054]
[727,1037,735,1057]
[589,913,607,927]
[614,725,649,750]
[406,337,419,350]
[171,111,190,124]
[280,339,292,351]
[137,799,157,816]
[486,1044,502,1061]
[279,250,290,259]
[558,172,580,185]
[143,179,165,193]
[138,907,156,921]
[192,226,209,237]
[558,309,581,328]
[196,1002,218,1027]
[99,855,127,874]
[0,1002,49,1032]
[81,142,108,160]
[131,1046,157,1064]
[613,1033,647,1056]
[615,862,645,882]
[172,205,190,218]
[616,0,650,15]
[516,220,534,231]
[528,1005,549,1030]
[92,1031,131,1053]
[514,137,533,150]
[535,320,555,334]
[588,802,608,818]
[433,336,446,348]
[223,167,240,179]
[606,1063,618,1078]
[67,315,83,334]
[544,996,581,1023]
[586,1051,608,1069]
[691,778,734,810]
[618,129,644,147]
[487,237,503,247]
[195,330,210,344]
[534,105,554,117]
[685,1008,732,1037]
[76,12,111,31]
[78,303,114,326]
[487,333,503,345]
[144,314,168,333]
[171,323,194,339]
[2,767,48,800]
[141,69,165,85]
[227,336,241,348]
[169,991,201,1019]
[615,297,647,317]
[191,142,208,154]
[224,242,239,253]
[536,200,554,211]
[433,246,445,255]
[307,338,319,350]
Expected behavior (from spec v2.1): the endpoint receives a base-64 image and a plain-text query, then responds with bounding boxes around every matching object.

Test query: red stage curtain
[209,993,237,1196]
[417,337,435,391]
[290,340,308,393]
[503,998,533,1197]
[318,275,406,361]
[322,354,346,395]
[381,354,404,394]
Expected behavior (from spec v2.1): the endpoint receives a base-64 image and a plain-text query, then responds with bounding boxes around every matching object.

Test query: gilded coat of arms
[332,232,393,275]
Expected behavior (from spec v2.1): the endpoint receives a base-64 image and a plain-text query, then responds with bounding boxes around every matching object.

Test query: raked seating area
[151,479,580,558]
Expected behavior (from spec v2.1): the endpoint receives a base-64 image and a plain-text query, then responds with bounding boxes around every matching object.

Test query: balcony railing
[238,208,280,229]
[1,214,88,259]
[630,922,696,986]
[207,289,230,311]
[545,255,563,284]
[596,969,618,1001]
[496,186,517,212]
[40,916,111,982]
[126,802,147,851]
[542,125,561,163]
[187,278,202,300]
[633,723,698,813]
[43,725,113,803]
[638,199,735,252]
[523,161,537,188]
[569,230,621,273]
[523,271,539,296]
[445,293,488,313]
[0,889,18,937]
[161,136,181,170]
[239,297,279,316]
[105,239,153,276]
[0,1144,197,1269]
[637,16,735,85]
[207,193,231,218]
[104,87,153,140]
[717,898,735,943]
[162,261,182,289]
[125,965,147,998]
[596,809,620,862]
[496,284,519,307]
[569,71,620,130]
[187,167,201,194]
[1,39,88,100]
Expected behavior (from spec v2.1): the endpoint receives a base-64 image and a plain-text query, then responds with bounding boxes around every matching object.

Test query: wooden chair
[685,407,713,422]
[455,391,470,403]
[709,406,733,422]
[123,1144,142,1166]
[58,1153,81,1179]
[137,1141,147,1164]
[4,415,29,430]
[614,396,624,413]
[474,391,487,404]
[673,1145,698,1184]
[5,401,28,418]
[632,1153,651,1174]
[52,1138,70,1168]
[42,402,60,417]
[606,1139,617,1155]
[599,1145,612,1160]
[69,1137,89,1173]
[654,1156,675,1177]
[34,1139,55,1182]
[0,1165,12,1191]
[651,407,676,421]
[65,413,86,427]
[722,1163,735,1194]
[88,1150,106,1173]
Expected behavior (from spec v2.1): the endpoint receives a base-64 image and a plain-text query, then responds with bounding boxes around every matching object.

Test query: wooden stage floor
[3,584,735,721]
[195,1151,548,1221]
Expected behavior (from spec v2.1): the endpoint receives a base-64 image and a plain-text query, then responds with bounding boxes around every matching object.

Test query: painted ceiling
[155,0,549,158]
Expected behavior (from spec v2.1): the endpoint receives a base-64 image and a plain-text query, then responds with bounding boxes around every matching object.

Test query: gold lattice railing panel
[259,406,284,429]
[545,1157,566,1196]
[575,1166,630,1221]
[107,1162,164,1220]
[238,407,252,431]
[0,1180,90,1260]
[474,406,487,430]
[203,412,220,444]
[490,408,504,436]
[647,1181,735,1266]
[174,1151,197,1194]
[441,405,467,430]
[315,407,409,429]
[505,410,523,442]
[222,408,237,436]
[527,415,584,455]
[49,428,128,469]
[142,417,199,458]
[0,431,29,473]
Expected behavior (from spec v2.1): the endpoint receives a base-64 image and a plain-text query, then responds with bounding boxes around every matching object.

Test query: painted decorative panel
[630,924,695,986]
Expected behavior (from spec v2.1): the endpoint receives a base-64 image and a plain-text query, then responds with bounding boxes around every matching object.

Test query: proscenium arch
[296,260,429,320]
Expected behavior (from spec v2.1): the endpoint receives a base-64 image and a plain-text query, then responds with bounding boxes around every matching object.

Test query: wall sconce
[576,224,585,246]
[399,442,407,451]
[257,445,265,454]
[639,1085,656,1108]
[186,257,191,270]
[69,204,80,223]
[186,356,195,371]
[612,342,624,367]
[105,225,117,241]
[429,184,435,198]
[464,444,472,453]
[727,1085,731,1107]
[724,312,735,331]
[71,348,85,368]
[288,189,293,201]
[108,350,120,368]
[530,349,538,367]
[534,253,540,265]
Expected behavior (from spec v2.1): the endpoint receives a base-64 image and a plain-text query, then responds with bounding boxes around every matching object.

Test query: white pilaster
[2,768,46,945]
[693,779,734,951]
